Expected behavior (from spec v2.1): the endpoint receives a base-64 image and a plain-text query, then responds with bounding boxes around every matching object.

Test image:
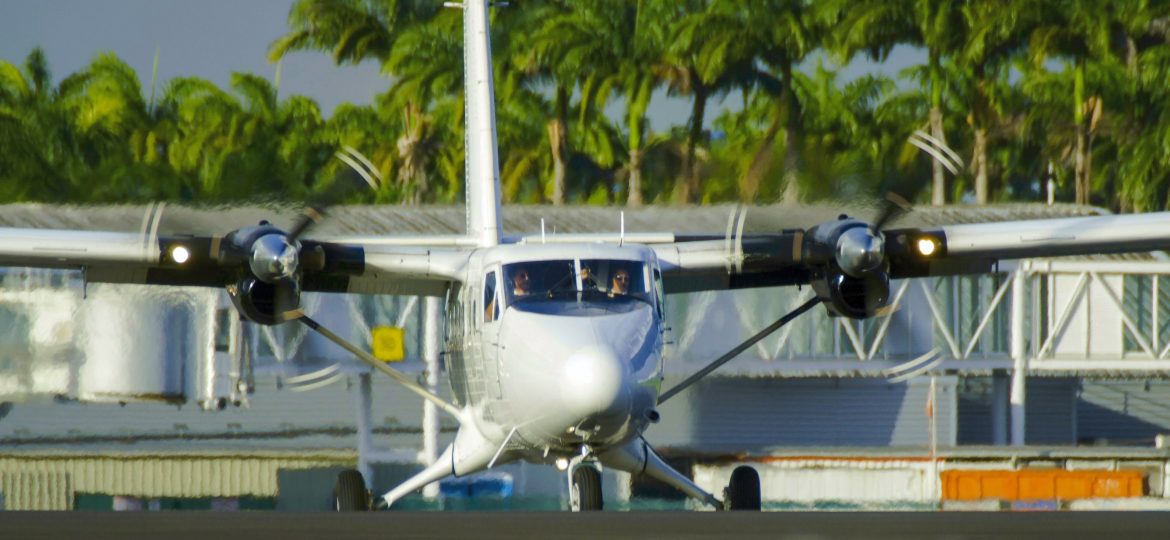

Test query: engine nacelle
[228,276,300,326]
[802,217,885,278]
[811,270,890,319]
[217,223,306,325]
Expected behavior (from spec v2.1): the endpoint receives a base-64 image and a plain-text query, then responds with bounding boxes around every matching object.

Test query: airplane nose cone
[561,345,629,418]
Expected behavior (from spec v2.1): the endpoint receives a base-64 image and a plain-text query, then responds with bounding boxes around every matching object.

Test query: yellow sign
[371,326,405,362]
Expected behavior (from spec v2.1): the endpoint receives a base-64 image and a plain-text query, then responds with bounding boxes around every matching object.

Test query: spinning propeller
[792,130,961,318]
[662,131,965,403]
[156,146,382,325]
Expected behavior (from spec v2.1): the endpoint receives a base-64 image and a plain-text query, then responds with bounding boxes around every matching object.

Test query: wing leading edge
[0,226,467,297]
[650,211,1170,295]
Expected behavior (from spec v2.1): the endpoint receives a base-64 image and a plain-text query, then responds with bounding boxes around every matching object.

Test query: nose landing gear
[569,466,603,511]
[334,469,371,511]
[723,466,762,511]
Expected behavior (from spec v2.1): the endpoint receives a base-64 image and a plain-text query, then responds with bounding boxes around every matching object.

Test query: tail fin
[461,1,503,247]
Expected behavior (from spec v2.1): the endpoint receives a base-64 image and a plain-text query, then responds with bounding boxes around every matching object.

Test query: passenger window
[653,268,665,319]
[483,271,499,323]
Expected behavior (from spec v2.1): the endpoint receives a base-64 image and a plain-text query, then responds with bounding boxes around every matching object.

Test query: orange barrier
[941,470,1145,501]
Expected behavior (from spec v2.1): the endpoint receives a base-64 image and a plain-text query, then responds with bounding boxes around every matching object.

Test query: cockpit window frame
[482,268,501,324]
[500,258,655,314]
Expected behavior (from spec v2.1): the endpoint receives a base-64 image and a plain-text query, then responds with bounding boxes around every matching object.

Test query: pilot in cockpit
[489,265,530,321]
[580,265,598,291]
[511,266,532,296]
[609,268,630,297]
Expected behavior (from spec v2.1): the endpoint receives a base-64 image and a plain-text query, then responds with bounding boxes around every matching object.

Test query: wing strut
[296,314,464,420]
[657,297,821,405]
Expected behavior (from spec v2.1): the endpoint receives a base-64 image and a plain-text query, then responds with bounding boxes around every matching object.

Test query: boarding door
[480,267,503,399]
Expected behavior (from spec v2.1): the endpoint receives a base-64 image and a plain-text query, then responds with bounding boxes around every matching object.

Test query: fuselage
[443,243,666,463]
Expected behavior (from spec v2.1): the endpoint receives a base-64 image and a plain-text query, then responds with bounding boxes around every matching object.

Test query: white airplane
[5,1,1170,512]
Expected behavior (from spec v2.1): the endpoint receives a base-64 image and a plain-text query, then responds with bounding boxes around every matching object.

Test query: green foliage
[4,0,1170,211]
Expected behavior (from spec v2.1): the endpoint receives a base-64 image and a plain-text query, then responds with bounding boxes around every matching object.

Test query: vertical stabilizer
[463,1,504,247]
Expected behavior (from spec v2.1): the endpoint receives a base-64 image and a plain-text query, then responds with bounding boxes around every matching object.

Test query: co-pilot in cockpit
[500,259,654,316]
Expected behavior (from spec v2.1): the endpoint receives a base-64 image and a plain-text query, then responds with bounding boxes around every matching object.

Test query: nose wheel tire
[334,469,371,511]
[725,466,761,511]
[570,467,603,511]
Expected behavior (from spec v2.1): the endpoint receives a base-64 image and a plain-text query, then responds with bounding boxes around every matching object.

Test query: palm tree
[539,0,671,206]
[159,73,331,202]
[320,103,397,202]
[0,48,90,201]
[271,0,452,204]
[684,0,822,202]
[831,0,966,206]
[962,1,1031,203]
[269,0,440,66]
[666,0,740,204]
[65,52,186,201]
[378,9,463,203]
[1025,0,1131,206]
[1096,2,1170,211]
[516,0,577,204]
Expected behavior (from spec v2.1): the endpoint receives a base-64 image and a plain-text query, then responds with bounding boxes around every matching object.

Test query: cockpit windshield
[503,259,653,315]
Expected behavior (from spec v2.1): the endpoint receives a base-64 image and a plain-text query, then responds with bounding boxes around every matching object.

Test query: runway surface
[4,511,1170,540]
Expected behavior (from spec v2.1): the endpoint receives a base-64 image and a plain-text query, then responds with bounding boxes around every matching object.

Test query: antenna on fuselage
[619,212,625,247]
[541,218,546,244]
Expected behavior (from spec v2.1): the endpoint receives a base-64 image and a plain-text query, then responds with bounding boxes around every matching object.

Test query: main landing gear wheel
[334,469,370,511]
[570,467,603,511]
[725,466,761,511]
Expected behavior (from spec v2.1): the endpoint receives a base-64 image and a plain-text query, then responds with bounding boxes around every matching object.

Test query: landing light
[555,458,569,471]
[916,238,937,257]
[171,245,191,264]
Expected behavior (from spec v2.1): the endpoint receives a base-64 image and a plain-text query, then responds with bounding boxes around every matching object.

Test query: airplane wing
[648,211,1170,317]
[0,227,465,287]
[0,223,468,326]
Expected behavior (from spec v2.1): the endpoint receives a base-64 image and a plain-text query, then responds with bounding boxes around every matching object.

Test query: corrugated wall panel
[2,471,72,510]
[1078,380,1170,445]
[654,377,956,450]
[958,377,1077,445]
[0,453,352,505]
[1025,378,1077,445]
[957,377,993,445]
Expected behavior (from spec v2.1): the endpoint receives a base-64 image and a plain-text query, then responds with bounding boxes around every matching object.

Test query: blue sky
[0,1,923,128]
[0,0,385,115]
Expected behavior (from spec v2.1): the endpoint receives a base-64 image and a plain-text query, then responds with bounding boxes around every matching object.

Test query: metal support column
[356,372,374,488]
[1010,267,1029,446]
[421,296,443,499]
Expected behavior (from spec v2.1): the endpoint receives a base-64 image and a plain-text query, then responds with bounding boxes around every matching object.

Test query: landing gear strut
[334,469,371,511]
[569,466,603,511]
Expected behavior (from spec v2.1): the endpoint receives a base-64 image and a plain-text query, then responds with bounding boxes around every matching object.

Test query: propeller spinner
[248,233,300,283]
[835,226,885,278]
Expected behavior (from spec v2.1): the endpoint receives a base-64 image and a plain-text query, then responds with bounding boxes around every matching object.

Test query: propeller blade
[335,145,384,192]
[873,192,914,231]
[871,130,964,231]
[286,147,383,242]
[287,205,326,242]
[908,130,963,175]
[884,348,944,383]
[272,279,303,324]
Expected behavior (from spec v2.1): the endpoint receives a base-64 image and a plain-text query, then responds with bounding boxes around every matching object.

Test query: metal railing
[669,260,1170,376]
